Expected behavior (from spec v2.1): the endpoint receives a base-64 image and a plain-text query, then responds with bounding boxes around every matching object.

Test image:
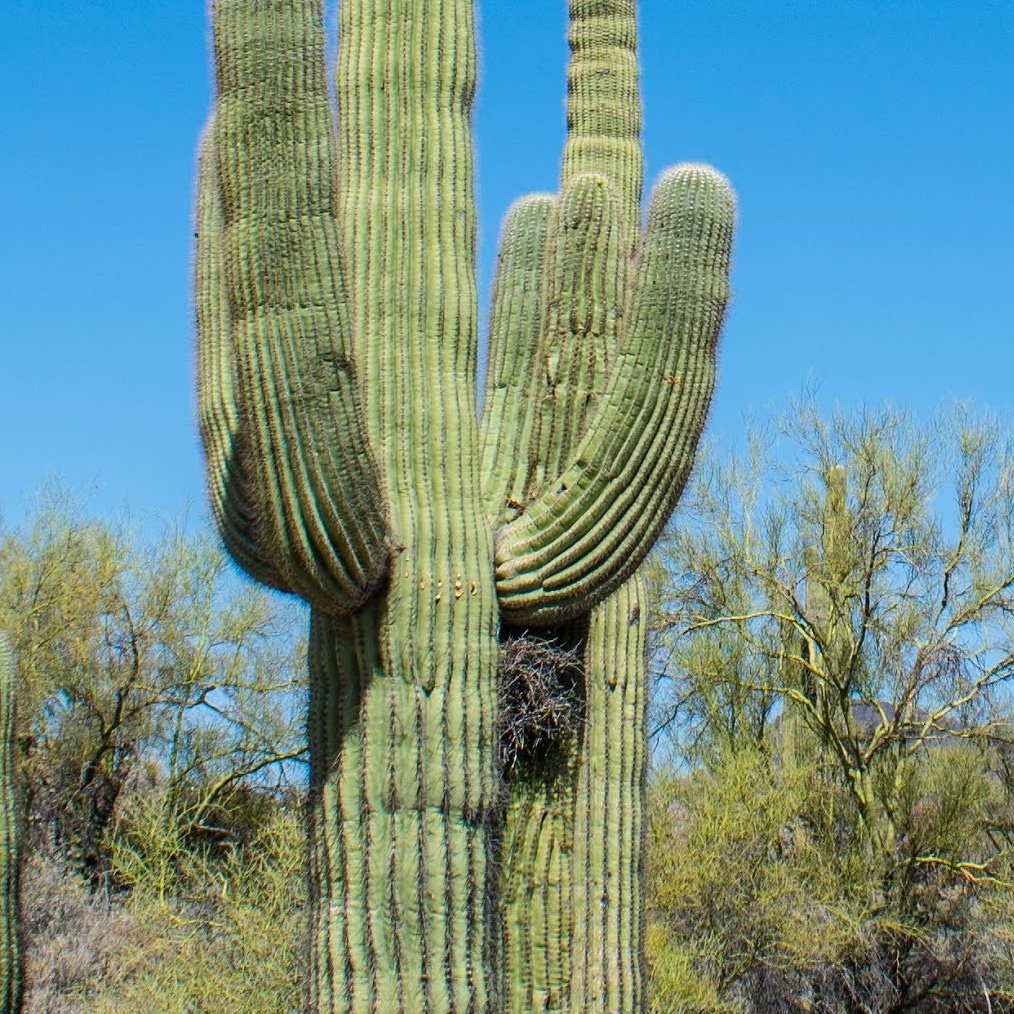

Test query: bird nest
[497,632,584,775]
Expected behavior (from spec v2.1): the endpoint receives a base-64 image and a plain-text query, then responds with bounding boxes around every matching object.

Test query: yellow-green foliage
[646,924,727,1014]
[645,738,1014,1010]
[646,748,867,1010]
[91,809,303,1014]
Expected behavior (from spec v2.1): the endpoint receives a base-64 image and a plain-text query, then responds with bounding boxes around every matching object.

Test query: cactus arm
[527,174,626,497]
[194,126,288,591]
[0,635,21,1014]
[495,164,735,626]
[563,0,643,247]
[480,195,555,523]
[483,0,641,527]
[208,0,389,612]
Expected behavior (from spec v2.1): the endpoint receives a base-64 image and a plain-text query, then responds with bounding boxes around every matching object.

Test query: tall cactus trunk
[0,635,21,1014]
[307,604,498,1012]
[308,2,499,1008]
[568,577,648,1011]
[500,575,649,1014]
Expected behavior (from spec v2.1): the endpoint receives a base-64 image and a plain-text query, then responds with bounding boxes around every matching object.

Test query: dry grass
[21,852,139,1014]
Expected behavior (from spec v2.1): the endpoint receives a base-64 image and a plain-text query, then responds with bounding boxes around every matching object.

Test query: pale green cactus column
[0,635,21,1014]
[195,0,733,1010]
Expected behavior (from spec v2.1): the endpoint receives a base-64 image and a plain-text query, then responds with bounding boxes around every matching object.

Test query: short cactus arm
[194,128,287,592]
[480,195,555,523]
[0,634,21,1014]
[496,165,735,626]
[204,0,389,612]
[527,173,626,496]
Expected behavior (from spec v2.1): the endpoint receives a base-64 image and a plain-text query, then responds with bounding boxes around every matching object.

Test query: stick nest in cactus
[497,634,584,775]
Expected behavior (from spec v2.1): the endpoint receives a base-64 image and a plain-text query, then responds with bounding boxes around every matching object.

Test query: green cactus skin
[567,577,648,1011]
[0,635,21,1014]
[195,0,733,1009]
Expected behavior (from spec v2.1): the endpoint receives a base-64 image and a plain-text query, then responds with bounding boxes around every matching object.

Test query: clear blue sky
[2,1,1011,531]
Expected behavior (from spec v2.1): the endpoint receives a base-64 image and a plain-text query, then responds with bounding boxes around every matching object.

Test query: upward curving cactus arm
[480,195,555,523]
[199,0,390,613]
[195,128,288,593]
[0,634,21,1014]
[495,164,735,626]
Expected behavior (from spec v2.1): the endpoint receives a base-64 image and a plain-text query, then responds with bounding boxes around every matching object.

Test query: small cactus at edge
[0,635,21,1014]
[194,1,735,1010]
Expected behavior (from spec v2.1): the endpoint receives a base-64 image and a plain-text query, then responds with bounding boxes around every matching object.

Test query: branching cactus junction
[194,1,734,1010]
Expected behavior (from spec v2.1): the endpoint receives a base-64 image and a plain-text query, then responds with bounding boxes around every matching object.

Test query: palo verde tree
[653,404,1014,1007]
[0,497,305,886]
[195,1,734,1010]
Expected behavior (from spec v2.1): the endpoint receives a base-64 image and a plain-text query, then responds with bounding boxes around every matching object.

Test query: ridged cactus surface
[194,0,734,1010]
[0,635,21,1014]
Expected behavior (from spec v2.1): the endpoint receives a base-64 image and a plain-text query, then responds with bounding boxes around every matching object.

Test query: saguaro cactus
[195,0,734,1010]
[0,634,21,1014]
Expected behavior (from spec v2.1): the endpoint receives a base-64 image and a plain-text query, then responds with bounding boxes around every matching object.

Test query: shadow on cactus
[194,0,734,1010]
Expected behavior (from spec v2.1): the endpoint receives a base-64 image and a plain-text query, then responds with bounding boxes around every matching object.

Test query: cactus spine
[195,0,734,1009]
[0,635,21,1014]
